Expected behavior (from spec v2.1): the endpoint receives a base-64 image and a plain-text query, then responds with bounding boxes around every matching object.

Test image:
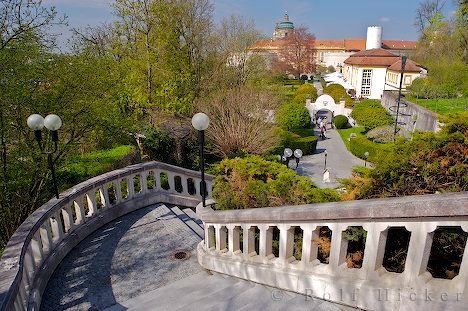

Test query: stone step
[166,205,204,239]
[182,207,204,228]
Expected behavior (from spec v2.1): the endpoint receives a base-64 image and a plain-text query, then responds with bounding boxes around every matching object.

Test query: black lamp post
[293,149,303,169]
[394,55,407,141]
[192,113,210,207]
[27,114,63,199]
[281,148,303,169]
[364,151,369,168]
[324,150,328,170]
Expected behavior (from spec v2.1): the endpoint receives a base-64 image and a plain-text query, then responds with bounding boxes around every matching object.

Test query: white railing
[0,162,213,311]
[197,192,468,311]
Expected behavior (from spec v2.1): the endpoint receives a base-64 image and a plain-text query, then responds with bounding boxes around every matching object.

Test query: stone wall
[381,91,441,135]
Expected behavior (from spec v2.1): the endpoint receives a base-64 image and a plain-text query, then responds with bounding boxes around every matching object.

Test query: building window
[361,69,372,96]
[404,75,412,85]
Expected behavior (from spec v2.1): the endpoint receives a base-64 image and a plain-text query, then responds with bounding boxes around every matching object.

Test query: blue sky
[44,0,457,47]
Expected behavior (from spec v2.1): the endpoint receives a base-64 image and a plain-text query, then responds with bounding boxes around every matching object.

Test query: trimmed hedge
[276,103,311,130]
[273,128,318,155]
[333,115,349,129]
[349,136,392,162]
[351,100,393,131]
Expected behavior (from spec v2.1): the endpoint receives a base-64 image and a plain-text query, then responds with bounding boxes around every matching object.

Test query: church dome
[277,13,294,30]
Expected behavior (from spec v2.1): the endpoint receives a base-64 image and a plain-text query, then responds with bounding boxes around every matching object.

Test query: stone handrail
[0,161,213,311]
[197,192,468,311]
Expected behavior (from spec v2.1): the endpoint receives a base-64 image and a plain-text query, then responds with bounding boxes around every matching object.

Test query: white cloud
[380,17,390,23]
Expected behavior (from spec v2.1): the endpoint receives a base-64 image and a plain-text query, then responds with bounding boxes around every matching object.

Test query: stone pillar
[279,225,294,265]
[243,225,256,257]
[259,225,273,259]
[228,225,240,255]
[215,225,227,252]
[402,223,437,286]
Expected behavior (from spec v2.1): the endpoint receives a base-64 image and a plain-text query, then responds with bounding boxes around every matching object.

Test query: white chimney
[366,26,382,50]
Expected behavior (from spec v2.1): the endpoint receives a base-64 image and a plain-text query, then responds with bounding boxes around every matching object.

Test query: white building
[342,27,425,99]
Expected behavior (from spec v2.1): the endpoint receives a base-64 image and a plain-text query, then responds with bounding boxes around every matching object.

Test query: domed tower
[273,12,295,40]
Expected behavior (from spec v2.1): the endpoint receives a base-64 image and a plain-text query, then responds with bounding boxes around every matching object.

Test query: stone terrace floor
[41,204,201,310]
[41,204,358,311]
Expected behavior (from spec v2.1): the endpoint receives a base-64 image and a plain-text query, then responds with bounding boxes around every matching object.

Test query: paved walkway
[295,128,366,188]
[313,80,324,96]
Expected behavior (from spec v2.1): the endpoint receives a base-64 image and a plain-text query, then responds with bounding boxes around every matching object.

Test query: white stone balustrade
[0,162,213,311]
[197,192,468,311]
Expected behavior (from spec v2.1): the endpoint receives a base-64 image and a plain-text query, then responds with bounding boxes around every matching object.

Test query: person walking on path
[320,120,327,139]
[317,117,322,129]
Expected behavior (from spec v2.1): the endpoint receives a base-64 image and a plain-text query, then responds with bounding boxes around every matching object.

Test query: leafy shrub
[276,103,311,130]
[293,83,318,103]
[273,128,317,155]
[323,83,353,106]
[349,136,393,162]
[366,125,396,143]
[212,156,340,210]
[343,112,468,199]
[143,127,177,162]
[333,115,349,129]
[351,100,393,131]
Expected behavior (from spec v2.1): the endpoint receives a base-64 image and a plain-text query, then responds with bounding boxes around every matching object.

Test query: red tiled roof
[388,59,423,72]
[344,48,400,66]
[344,39,366,51]
[315,40,345,50]
[250,38,418,53]
[382,40,418,50]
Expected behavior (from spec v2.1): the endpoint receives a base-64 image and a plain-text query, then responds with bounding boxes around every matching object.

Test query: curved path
[296,129,366,188]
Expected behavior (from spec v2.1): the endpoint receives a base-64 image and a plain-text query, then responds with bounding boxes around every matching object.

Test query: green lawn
[338,127,393,161]
[337,127,366,151]
[58,145,134,188]
[406,96,468,115]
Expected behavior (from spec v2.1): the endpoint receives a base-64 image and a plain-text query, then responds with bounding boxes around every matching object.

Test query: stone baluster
[205,225,215,250]
[328,223,348,269]
[39,221,53,255]
[300,224,315,267]
[99,185,110,209]
[167,172,175,193]
[242,224,256,258]
[194,178,201,197]
[23,247,36,287]
[366,223,391,280]
[455,224,468,293]
[86,191,98,216]
[154,169,161,190]
[181,176,190,196]
[402,223,437,286]
[278,225,294,265]
[127,175,135,199]
[215,225,227,252]
[113,180,122,204]
[50,211,64,244]
[140,171,149,194]
[61,205,74,233]
[30,231,44,266]
[74,197,86,224]
[228,225,241,255]
[206,181,212,199]
[259,225,273,261]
